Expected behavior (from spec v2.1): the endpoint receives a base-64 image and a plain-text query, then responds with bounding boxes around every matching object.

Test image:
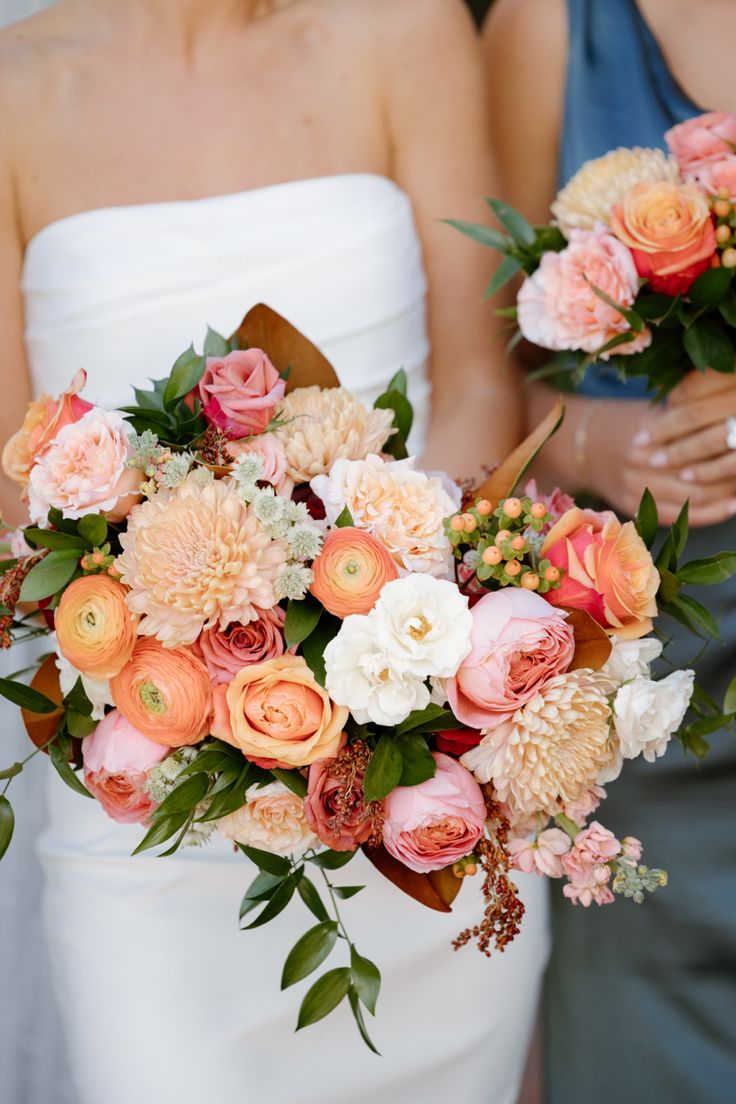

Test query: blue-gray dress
[545,3,736,1102]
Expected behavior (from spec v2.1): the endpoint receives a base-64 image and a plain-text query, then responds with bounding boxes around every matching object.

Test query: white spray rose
[613,669,694,762]
[372,574,473,678]
[604,636,663,685]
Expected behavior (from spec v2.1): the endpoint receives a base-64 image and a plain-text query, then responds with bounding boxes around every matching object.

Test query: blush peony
[311,527,399,618]
[82,708,169,825]
[446,588,575,730]
[219,781,318,858]
[196,607,287,685]
[2,369,93,490]
[197,349,285,438]
[382,753,486,874]
[55,575,139,679]
[111,637,212,747]
[542,507,660,640]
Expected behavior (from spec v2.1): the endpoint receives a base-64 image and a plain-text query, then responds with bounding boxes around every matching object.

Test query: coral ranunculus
[211,654,347,768]
[197,349,286,439]
[311,526,399,617]
[2,369,93,489]
[111,638,212,747]
[82,708,168,824]
[609,181,716,295]
[55,575,139,679]
[541,508,660,640]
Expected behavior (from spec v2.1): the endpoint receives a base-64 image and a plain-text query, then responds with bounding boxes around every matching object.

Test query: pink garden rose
[230,432,293,496]
[694,156,736,201]
[304,751,373,852]
[666,111,736,173]
[82,708,169,824]
[508,827,571,878]
[561,821,621,907]
[517,228,652,359]
[446,589,575,730]
[197,349,285,439]
[382,752,486,873]
[196,607,287,685]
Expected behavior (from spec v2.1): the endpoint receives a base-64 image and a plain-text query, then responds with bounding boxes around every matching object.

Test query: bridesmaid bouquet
[0,306,730,1050]
[452,111,736,397]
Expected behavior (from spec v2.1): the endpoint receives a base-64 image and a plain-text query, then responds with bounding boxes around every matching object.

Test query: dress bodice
[21,173,431,447]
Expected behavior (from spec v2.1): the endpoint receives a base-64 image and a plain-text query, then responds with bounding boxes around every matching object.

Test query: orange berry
[462,513,478,533]
[511,535,526,553]
[107,565,121,578]
[475,499,492,517]
[450,515,466,533]
[521,572,540,591]
[464,863,478,877]
[91,551,105,566]
[80,556,90,571]
[482,545,503,566]
[530,502,547,520]
[495,529,511,546]
[505,560,522,577]
[714,199,732,219]
[503,497,523,519]
[722,247,736,269]
[544,566,561,584]
[716,223,732,244]
[718,185,732,200]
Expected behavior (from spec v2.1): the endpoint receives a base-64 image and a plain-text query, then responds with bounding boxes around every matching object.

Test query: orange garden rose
[212,654,347,768]
[310,526,399,617]
[2,369,92,490]
[55,575,139,679]
[541,508,660,640]
[610,181,716,294]
[111,638,212,747]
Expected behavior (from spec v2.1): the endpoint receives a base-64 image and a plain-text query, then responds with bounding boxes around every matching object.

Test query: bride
[0,2,546,1101]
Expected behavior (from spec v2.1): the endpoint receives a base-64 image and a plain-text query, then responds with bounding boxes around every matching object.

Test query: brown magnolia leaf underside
[363,844,462,912]
[21,653,63,752]
[232,304,341,392]
[565,607,613,671]
[473,397,565,510]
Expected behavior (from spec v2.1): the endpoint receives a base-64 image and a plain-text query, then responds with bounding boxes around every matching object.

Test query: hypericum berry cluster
[444,495,563,595]
[711,188,736,268]
[80,545,119,579]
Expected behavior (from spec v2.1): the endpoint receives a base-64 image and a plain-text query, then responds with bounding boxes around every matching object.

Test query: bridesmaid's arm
[384,0,521,483]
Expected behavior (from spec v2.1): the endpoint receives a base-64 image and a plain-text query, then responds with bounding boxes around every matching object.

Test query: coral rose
[196,607,287,685]
[446,588,575,730]
[311,527,399,618]
[197,349,285,438]
[219,780,318,858]
[27,408,143,526]
[211,654,347,768]
[56,575,138,679]
[82,709,168,825]
[517,228,651,358]
[542,507,660,640]
[2,369,93,490]
[305,746,374,852]
[610,181,716,295]
[111,637,212,747]
[382,753,486,874]
[665,111,736,173]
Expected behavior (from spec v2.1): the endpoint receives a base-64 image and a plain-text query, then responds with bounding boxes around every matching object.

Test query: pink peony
[694,156,736,200]
[508,827,571,878]
[517,228,652,359]
[197,349,285,439]
[561,821,621,906]
[82,708,169,824]
[196,607,287,685]
[666,111,736,173]
[230,432,293,495]
[382,752,486,873]
[304,751,373,852]
[446,588,575,730]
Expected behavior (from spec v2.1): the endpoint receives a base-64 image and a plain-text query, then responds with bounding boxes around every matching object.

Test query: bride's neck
[78,0,296,45]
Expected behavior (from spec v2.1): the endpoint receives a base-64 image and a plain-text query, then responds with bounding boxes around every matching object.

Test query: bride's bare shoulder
[0,6,86,113]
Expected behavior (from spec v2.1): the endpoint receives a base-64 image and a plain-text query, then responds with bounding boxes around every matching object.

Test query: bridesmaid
[483,1,736,1102]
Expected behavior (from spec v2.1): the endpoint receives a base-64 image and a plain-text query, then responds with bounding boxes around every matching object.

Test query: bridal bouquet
[0,306,730,1050]
[451,111,736,396]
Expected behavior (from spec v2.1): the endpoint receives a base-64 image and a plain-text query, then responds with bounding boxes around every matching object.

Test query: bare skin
[0,0,518,524]
[483,0,736,526]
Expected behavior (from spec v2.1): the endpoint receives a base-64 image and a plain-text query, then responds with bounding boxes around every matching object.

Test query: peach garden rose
[219,780,318,858]
[55,575,139,679]
[2,369,93,490]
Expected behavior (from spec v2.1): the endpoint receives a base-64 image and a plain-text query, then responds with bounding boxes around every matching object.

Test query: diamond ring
[727,417,736,450]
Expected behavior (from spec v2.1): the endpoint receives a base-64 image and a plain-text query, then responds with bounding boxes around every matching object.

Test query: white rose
[219,781,318,858]
[55,651,113,720]
[604,636,663,685]
[372,573,472,678]
[613,670,694,762]
[324,613,430,726]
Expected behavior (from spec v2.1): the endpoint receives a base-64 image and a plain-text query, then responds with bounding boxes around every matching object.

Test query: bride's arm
[382,0,521,482]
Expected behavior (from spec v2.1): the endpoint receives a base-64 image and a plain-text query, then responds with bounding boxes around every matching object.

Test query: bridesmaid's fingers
[645,423,730,470]
[633,394,734,447]
[680,451,736,485]
[687,499,736,527]
[668,369,736,406]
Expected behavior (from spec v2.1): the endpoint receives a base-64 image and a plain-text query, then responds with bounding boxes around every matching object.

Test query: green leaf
[335,505,354,528]
[374,390,413,442]
[350,947,381,1015]
[635,293,680,321]
[151,773,210,819]
[0,676,58,714]
[296,967,351,1030]
[395,704,462,737]
[297,875,331,922]
[585,281,644,332]
[673,500,690,561]
[242,876,296,929]
[239,872,287,919]
[396,733,437,787]
[300,614,341,686]
[284,595,322,649]
[307,849,357,871]
[483,254,523,300]
[163,345,205,409]
[77,515,109,547]
[202,326,230,357]
[0,762,22,781]
[62,677,93,717]
[685,712,734,738]
[442,218,512,252]
[19,550,81,601]
[237,842,292,876]
[658,567,681,604]
[281,921,339,989]
[485,198,537,248]
[683,319,735,374]
[363,736,403,803]
[677,552,736,586]
[0,796,14,860]
[195,768,250,821]
[22,528,88,553]
[725,677,736,716]
[689,266,733,309]
[271,768,308,798]
[66,710,96,739]
[348,988,381,1054]
[386,368,408,396]
[719,289,736,327]
[679,729,711,758]
[665,593,722,640]
[333,885,365,900]
[635,488,659,549]
[48,742,92,798]
[131,809,190,855]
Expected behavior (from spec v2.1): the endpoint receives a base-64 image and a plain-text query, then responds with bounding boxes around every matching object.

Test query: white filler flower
[613,669,694,762]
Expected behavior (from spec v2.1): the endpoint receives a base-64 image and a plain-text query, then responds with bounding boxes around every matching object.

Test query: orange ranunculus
[56,575,139,679]
[310,526,399,618]
[2,369,92,489]
[541,508,660,640]
[211,654,347,768]
[610,181,716,294]
[110,638,212,747]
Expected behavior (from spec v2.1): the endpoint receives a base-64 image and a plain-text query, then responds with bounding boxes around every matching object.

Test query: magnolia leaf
[21,655,64,752]
[473,397,564,510]
[362,845,460,913]
[565,608,612,671]
[232,304,340,391]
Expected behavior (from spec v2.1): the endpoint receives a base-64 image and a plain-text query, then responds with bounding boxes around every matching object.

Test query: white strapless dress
[23,174,548,1104]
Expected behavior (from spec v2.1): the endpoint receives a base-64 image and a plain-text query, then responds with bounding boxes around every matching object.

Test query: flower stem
[555,812,582,842]
[318,867,353,948]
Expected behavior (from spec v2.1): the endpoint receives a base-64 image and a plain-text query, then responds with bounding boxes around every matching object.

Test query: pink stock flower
[82,709,168,824]
[561,821,621,906]
[196,607,287,685]
[382,753,486,874]
[666,111,736,173]
[517,228,652,359]
[508,828,571,878]
[562,785,607,825]
[447,588,575,730]
[621,836,643,863]
[197,349,286,439]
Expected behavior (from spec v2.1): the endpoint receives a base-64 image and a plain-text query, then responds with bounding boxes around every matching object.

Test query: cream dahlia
[551,147,679,237]
[115,473,287,647]
[461,669,618,817]
[275,386,394,483]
